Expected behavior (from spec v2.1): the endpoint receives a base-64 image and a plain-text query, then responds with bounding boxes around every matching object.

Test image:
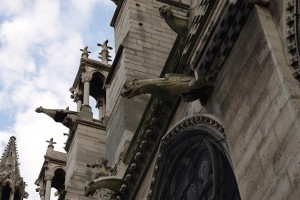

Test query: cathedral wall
[106,0,188,167]
[161,5,300,200]
[213,6,300,199]
[65,123,106,198]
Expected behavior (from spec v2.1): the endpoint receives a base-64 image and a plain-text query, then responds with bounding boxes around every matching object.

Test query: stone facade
[35,0,300,200]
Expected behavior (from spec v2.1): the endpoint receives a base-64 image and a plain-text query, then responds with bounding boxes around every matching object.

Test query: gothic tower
[0,136,28,200]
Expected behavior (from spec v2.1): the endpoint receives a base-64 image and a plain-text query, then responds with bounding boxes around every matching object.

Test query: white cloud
[0,0,115,199]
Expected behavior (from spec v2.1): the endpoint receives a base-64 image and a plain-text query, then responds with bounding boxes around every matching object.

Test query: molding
[191,0,254,82]
[284,0,300,82]
[110,0,124,27]
[149,114,228,199]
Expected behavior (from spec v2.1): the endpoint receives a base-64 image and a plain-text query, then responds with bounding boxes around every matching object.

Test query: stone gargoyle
[121,73,213,104]
[87,158,113,179]
[35,106,79,128]
[249,0,270,6]
[85,176,122,197]
[159,5,189,37]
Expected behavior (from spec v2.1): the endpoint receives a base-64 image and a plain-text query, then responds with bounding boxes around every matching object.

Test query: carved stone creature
[121,74,212,103]
[87,159,113,179]
[159,5,189,37]
[85,176,122,197]
[35,106,79,128]
[249,0,270,6]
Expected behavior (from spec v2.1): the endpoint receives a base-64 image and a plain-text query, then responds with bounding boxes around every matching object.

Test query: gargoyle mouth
[35,106,43,113]
[120,89,133,98]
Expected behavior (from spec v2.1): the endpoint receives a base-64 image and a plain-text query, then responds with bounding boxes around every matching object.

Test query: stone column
[74,95,83,112]
[39,188,45,200]
[82,73,91,106]
[96,99,104,120]
[9,189,14,200]
[44,176,52,200]
[102,97,106,120]
[80,72,93,120]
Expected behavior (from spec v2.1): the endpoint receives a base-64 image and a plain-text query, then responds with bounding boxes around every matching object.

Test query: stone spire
[0,136,28,199]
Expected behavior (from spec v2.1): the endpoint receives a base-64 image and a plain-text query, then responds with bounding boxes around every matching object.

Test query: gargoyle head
[120,79,140,98]
[35,106,43,113]
[85,181,95,197]
[159,5,173,18]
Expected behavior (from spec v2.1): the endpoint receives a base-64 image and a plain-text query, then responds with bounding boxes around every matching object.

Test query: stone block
[286,131,300,188]
[263,172,293,200]
[238,154,264,200]
[273,101,297,143]
[273,121,300,174]
[248,164,276,200]
[235,128,263,178]
[258,128,279,170]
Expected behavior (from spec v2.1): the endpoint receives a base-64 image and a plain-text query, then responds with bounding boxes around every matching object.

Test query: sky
[0,0,115,199]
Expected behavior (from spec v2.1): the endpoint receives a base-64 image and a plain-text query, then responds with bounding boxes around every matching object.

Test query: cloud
[0,0,115,199]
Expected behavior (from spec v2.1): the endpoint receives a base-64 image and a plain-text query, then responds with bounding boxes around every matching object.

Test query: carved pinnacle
[80,46,91,59]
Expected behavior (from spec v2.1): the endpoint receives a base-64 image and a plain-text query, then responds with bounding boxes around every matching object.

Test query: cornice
[191,0,254,82]
[110,0,124,27]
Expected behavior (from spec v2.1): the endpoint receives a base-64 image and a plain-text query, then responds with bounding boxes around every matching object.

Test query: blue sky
[0,0,115,199]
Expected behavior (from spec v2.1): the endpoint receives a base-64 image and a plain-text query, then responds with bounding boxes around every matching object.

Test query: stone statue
[85,176,122,197]
[249,0,270,6]
[159,5,189,37]
[121,73,212,103]
[87,158,113,179]
[35,106,79,128]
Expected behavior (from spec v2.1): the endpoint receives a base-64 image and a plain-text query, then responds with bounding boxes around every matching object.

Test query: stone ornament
[159,5,189,37]
[121,73,212,103]
[98,39,113,65]
[284,0,300,82]
[87,158,113,179]
[35,106,79,128]
[84,176,122,197]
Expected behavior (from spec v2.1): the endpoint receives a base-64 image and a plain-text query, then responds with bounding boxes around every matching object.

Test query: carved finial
[97,40,113,65]
[80,46,91,59]
[46,138,56,149]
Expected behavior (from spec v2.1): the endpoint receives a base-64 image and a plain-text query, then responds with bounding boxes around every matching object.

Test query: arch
[1,182,12,200]
[13,188,22,200]
[150,114,240,200]
[90,71,106,101]
[52,168,66,200]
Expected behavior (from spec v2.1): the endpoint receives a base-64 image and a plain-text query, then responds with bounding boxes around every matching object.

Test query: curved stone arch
[0,180,13,200]
[45,165,66,180]
[149,114,240,200]
[51,167,67,199]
